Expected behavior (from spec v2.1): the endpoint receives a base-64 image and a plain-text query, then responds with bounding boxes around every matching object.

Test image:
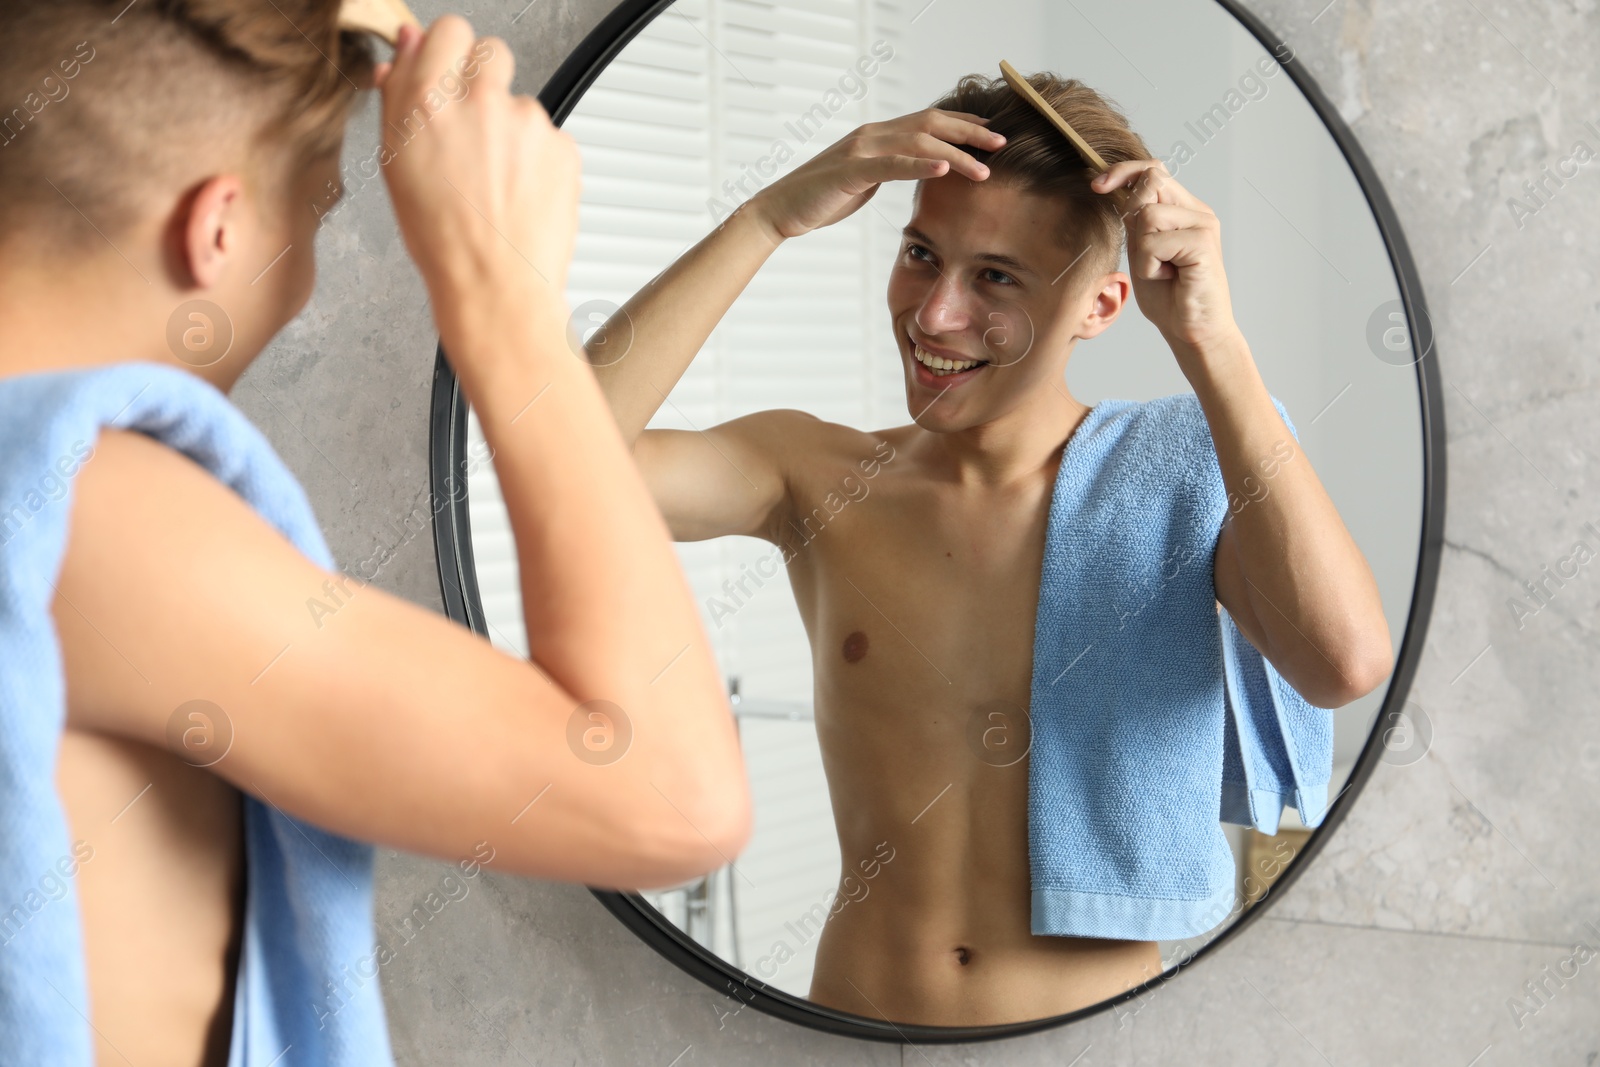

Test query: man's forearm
[589,202,785,443]
[1180,330,1392,695]
[439,281,740,793]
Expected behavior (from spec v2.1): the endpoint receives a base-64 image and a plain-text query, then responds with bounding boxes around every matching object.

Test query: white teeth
[913,344,981,376]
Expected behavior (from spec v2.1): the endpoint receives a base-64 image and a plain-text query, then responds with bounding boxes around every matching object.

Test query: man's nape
[0,128,342,394]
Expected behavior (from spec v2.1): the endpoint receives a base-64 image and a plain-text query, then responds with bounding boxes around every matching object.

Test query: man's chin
[904,396,988,433]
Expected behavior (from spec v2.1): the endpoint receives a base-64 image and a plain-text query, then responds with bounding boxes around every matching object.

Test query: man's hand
[377,18,580,326]
[1092,160,1239,356]
[747,109,1005,240]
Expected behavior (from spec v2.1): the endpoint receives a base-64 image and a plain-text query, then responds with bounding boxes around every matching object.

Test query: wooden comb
[997,59,1131,215]
[339,0,422,46]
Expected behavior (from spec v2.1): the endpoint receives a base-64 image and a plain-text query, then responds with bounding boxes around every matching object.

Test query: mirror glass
[462,0,1425,1027]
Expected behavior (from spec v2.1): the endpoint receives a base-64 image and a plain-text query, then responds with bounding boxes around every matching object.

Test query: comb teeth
[996,59,1111,174]
[339,0,422,46]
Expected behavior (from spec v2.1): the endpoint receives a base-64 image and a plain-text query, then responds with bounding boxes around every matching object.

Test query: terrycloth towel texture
[1028,392,1333,940]
[0,363,394,1066]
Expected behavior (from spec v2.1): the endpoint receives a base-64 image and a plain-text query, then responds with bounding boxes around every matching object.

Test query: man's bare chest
[778,474,1054,705]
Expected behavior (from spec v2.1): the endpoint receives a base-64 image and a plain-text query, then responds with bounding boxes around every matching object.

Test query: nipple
[842,630,869,663]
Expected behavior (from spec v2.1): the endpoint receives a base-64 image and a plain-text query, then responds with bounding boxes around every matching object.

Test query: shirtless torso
[52,728,241,1067]
[49,437,247,1067]
[582,114,1183,1027]
[756,411,1161,1026]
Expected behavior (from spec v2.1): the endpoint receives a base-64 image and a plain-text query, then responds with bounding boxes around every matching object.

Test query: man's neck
[911,379,1094,490]
[0,243,237,391]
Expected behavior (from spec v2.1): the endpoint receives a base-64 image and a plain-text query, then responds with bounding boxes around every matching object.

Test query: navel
[954,945,972,966]
[841,630,869,663]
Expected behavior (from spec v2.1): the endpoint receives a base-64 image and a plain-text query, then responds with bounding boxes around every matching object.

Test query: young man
[0,4,748,1063]
[585,72,1394,1026]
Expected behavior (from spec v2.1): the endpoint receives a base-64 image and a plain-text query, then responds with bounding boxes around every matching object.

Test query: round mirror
[432,0,1442,1042]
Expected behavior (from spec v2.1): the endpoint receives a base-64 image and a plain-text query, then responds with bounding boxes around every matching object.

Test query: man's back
[757,412,1161,1025]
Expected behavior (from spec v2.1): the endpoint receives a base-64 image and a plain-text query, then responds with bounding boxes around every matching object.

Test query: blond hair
[929,71,1151,294]
[0,0,374,250]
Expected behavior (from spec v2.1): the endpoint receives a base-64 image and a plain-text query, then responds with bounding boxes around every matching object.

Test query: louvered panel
[564,115,709,156]
[584,61,706,103]
[577,132,710,169]
[643,0,710,30]
[730,716,837,990]
[576,184,712,222]
[564,92,706,134]
[716,336,868,362]
[579,143,708,184]
[721,1,856,40]
[717,35,857,73]
[729,287,877,307]
[739,0,864,20]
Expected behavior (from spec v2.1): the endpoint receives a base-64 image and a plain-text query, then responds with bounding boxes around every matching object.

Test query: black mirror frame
[429,0,1446,1044]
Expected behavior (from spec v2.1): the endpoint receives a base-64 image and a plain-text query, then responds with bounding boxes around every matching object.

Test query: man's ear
[1078,271,1130,340]
[178,174,247,289]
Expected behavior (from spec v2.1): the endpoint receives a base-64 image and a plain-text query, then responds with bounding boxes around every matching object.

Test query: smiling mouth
[911,341,988,377]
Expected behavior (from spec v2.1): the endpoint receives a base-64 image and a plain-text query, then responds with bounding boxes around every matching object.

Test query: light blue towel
[0,362,394,1065]
[1027,392,1333,941]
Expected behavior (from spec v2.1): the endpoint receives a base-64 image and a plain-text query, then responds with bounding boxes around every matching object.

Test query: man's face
[886,173,1123,431]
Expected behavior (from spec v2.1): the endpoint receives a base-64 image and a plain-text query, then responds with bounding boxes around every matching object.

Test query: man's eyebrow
[901,226,1040,279]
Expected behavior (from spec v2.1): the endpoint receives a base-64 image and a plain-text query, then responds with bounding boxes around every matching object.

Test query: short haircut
[0,0,374,254]
[928,71,1151,296]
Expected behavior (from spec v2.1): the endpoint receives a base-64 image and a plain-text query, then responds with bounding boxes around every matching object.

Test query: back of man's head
[929,71,1150,297]
[0,0,373,257]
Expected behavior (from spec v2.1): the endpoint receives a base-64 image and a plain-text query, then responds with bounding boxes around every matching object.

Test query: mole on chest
[841,630,869,663]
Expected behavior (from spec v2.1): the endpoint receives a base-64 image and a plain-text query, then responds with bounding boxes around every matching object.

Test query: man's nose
[914,276,973,336]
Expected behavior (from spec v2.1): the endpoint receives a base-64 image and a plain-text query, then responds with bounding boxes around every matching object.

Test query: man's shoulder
[85,427,219,502]
[732,408,899,465]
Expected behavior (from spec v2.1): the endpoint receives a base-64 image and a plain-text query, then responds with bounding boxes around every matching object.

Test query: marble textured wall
[235,0,1600,1061]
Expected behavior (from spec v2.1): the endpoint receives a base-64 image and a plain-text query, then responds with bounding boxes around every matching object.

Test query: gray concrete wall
[234,0,1600,1061]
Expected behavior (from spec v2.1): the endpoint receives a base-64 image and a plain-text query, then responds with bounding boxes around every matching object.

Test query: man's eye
[905,244,933,263]
[983,268,1015,285]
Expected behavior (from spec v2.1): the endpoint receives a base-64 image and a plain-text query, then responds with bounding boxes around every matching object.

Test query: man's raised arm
[583,108,1005,542]
[583,203,797,542]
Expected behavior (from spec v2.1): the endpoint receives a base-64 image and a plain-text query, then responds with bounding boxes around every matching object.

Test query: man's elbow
[623,777,752,889]
[1315,641,1395,708]
[676,778,753,866]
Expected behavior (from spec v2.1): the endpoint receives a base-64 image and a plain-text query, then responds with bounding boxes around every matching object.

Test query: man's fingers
[390,14,470,90]
[473,35,516,94]
[851,154,952,190]
[927,108,994,126]
[392,15,504,98]
[1127,203,1218,238]
[920,111,1007,152]
[1130,229,1206,279]
[856,131,990,181]
[907,132,991,180]
[1094,159,1198,211]
[380,17,516,157]
[871,136,982,181]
